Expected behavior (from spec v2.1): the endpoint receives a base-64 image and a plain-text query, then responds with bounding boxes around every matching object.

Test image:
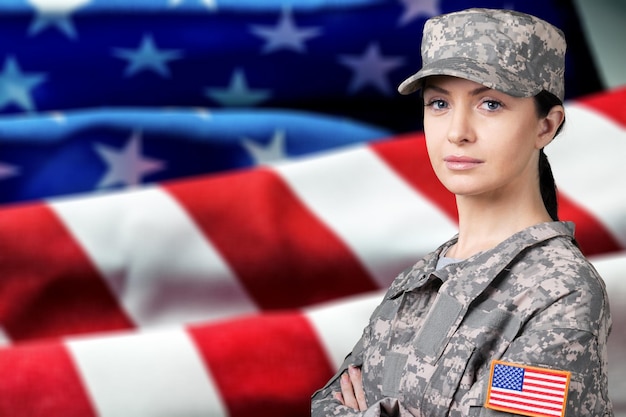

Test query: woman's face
[422,76,549,201]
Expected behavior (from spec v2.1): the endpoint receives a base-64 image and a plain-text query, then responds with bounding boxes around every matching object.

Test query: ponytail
[538,149,558,221]
[534,91,565,221]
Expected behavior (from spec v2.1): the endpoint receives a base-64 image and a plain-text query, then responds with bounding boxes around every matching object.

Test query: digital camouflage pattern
[311,222,613,416]
[398,8,567,101]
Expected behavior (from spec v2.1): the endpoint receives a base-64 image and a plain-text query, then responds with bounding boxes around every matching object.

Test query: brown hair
[534,90,565,221]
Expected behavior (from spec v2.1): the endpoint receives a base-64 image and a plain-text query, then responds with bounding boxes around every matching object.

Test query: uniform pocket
[420,339,476,415]
[414,293,463,360]
[382,352,408,397]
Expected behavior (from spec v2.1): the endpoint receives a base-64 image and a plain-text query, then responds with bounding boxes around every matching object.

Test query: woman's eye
[482,100,502,111]
[425,99,447,109]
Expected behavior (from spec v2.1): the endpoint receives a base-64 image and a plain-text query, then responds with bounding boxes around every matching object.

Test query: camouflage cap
[398,8,566,101]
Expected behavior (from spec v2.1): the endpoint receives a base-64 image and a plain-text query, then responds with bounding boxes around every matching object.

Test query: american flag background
[0,0,624,416]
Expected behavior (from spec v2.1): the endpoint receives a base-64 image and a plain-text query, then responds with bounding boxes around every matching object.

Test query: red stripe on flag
[371,134,458,222]
[557,193,623,256]
[188,312,335,417]
[576,86,626,129]
[0,204,134,341]
[0,342,96,417]
[165,169,379,310]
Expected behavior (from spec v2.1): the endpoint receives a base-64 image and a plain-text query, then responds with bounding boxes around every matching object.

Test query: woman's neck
[448,192,553,259]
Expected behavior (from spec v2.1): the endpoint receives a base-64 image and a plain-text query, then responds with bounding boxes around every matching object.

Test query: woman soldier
[311,8,613,417]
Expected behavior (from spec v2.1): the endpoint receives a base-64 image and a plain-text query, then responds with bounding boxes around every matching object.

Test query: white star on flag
[241,129,289,165]
[205,68,272,107]
[0,56,47,112]
[94,131,166,188]
[27,0,91,39]
[168,0,217,10]
[113,34,183,78]
[46,111,67,123]
[338,43,405,95]
[250,7,322,54]
[0,162,20,181]
[397,0,441,26]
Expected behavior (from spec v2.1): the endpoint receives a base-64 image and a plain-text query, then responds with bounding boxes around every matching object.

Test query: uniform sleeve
[310,303,417,417]
[310,331,366,417]
[496,328,611,415]
[493,293,613,416]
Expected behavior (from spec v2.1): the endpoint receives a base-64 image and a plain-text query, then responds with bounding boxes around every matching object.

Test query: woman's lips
[443,155,484,170]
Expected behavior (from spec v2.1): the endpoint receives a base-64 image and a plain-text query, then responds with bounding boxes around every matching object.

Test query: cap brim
[397,57,540,98]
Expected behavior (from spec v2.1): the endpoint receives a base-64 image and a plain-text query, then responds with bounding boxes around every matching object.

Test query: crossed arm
[334,365,368,411]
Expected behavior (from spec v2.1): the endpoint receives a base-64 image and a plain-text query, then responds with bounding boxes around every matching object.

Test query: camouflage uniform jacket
[311,222,613,416]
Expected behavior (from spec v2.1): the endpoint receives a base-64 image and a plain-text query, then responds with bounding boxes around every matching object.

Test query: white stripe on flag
[306,291,384,369]
[274,146,458,287]
[0,326,10,346]
[66,328,228,417]
[591,252,626,293]
[51,187,258,327]
[551,103,626,247]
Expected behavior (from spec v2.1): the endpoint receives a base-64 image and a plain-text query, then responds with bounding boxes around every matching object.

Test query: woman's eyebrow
[469,86,492,96]
[423,84,492,96]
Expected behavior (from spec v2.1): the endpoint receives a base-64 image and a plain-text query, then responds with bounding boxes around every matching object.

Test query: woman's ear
[536,105,565,149]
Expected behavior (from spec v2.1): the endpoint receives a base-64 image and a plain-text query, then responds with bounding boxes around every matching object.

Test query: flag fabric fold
[0,87,625,416]
[0,108,389,204]
[1,1,624,416]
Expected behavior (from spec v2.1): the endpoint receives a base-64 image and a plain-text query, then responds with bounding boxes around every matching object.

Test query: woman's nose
[447,108,476,145]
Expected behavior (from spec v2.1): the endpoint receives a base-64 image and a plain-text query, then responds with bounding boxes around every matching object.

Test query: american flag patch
[485,360,571,417]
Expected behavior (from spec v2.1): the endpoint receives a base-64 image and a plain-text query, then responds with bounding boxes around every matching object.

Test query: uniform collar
[435,221,575,304]
[387,222,575,299]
